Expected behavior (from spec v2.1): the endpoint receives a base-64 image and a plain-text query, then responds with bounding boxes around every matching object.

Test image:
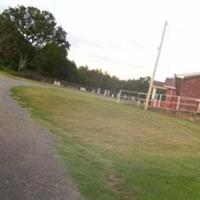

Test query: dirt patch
[104,170,138,200]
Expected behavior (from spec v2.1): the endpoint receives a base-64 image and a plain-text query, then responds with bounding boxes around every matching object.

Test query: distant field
[12,86,200,200]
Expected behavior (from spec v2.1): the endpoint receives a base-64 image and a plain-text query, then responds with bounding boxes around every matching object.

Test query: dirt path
[0,74,83,200]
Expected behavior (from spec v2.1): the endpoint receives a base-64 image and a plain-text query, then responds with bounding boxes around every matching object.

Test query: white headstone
[80,87,86,92]
[97,88,101,95]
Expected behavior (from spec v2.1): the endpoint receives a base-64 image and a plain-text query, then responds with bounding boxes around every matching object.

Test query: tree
[30,43,78,80]
[0,6,150,92]
[30,43,65,77]
[1,6,70,71]
[0,15,20,68]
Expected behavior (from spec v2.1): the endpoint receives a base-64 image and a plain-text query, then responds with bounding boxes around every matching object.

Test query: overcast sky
[1,0,200,81]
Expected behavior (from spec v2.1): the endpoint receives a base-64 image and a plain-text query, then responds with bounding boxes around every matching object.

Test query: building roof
[153,80,164,87]
[164,78,176,89]
[153,78,176,90]
[176,72,200,79]
[153,72,200,96]
[153,80,168,90]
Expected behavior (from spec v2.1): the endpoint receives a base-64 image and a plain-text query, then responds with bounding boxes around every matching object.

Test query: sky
[1,0,200,81]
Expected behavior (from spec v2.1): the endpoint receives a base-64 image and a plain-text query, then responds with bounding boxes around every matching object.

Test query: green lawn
[12,86,200,200]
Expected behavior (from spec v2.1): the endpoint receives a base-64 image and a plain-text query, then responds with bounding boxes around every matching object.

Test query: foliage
[0,5,69,71]
[0,5,149,92]
[0,15,21,69]
[77,66,149,92]
[30,43,66,77]
[121,77,150,92]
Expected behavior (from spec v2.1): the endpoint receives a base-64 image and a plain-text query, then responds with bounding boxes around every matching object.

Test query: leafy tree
[77,66,149,92]
[30,43,77,81]
[1,6,70,71]
[0,6,149,92]
[0,15,20,68]
[121,77,150,92]
[65,60,79,82]
[30,43,65,77]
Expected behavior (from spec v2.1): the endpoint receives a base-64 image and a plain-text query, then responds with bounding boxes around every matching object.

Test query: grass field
[12,86,200,200]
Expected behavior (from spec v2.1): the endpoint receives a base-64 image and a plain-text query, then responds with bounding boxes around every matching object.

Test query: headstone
[80,87,86,92]
[104,89,107,96]
[97,88,101,95]
[54,80,61,87]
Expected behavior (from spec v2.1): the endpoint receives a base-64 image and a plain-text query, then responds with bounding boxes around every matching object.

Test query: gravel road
[0,74,83,200]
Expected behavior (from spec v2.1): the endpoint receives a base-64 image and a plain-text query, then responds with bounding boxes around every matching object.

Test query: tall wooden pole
[144,21,168,110]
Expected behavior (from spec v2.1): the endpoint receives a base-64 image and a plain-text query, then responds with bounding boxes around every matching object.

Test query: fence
[117,89,200,113]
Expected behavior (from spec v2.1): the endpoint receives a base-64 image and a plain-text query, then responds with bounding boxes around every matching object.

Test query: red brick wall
[179,77,200,98]
[163,89,178,110]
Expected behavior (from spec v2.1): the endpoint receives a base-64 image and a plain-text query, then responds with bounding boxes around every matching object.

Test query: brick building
[152,72,200,112]
[176,73,200,98]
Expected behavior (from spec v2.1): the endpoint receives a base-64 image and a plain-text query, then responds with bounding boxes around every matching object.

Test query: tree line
[0,6,149,93]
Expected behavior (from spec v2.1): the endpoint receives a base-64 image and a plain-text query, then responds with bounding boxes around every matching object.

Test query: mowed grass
[12,86,200,200]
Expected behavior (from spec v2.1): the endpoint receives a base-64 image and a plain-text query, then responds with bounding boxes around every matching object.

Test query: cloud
[69,33,144,50]
[89,53,144,69]
[0,3,9,12]
[69,34,123,50]
[0,0,56,14]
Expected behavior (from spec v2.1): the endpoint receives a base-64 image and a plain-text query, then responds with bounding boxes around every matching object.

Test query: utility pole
[144,21,168,110]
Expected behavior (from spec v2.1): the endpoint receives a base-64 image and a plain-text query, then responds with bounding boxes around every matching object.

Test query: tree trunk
[18,53,27,71]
